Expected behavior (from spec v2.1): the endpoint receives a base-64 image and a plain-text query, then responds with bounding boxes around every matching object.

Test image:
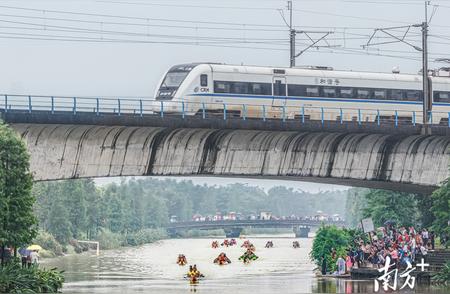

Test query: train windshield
[161,72,189,88]
[157,64,198,100]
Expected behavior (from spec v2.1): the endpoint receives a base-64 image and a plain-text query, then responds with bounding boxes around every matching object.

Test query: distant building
[259,211,272,220]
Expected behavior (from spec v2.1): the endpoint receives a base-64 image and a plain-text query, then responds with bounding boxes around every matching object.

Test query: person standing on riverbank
[345,255,352,273]
[30,250,39,266]
[321,255,327,275]
[336,256,345,275]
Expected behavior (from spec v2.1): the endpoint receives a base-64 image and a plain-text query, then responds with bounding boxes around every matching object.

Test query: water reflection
[41,236,446,294]
[313,277,449,294]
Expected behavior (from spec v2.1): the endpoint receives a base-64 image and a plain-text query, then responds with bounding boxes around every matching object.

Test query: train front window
[161,72,189,88]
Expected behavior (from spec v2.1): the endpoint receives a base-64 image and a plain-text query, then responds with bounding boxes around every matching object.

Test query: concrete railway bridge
[1,95,450,194]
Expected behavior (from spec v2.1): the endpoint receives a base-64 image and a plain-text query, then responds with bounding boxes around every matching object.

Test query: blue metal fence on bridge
[1,94,449,127]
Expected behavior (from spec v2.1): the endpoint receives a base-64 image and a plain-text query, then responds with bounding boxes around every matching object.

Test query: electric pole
[288,1,296,67]
[421,20,429,130]
[422,0,430,133]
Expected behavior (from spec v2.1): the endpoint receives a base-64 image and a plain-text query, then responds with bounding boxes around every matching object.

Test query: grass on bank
[0,262,64,293]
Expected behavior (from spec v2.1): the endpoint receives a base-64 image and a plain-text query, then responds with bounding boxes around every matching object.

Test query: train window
[250,83,271,95]
[405,90,421,101]
[389,89,404,100]
[373,90,386,100]
[200,74,208,87]
[357,89,370,99]
[323,87,336,98]
[306,86,320,97]
[231,82,249,94]
[434,91,450,103]
[214,81,231,93]
[339,88,354,98]
[288,85,306,97]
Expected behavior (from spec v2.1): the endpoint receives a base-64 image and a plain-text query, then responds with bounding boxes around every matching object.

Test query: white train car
[155,63,450,124]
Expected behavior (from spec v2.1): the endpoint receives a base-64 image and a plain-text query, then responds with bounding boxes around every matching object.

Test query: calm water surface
[42,235,447,294]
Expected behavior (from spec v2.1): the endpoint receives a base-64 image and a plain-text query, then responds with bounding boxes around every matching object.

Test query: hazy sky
[4,0,450,191]
[2,0,450,97]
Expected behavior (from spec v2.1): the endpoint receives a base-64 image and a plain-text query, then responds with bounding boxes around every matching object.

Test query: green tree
[345,188,369,227]
[0,123,36,263]
[362,189,419,227]
[62,181,87,238]
[47,197,72,244]
[431,181,450,243]
[310,225,351,272]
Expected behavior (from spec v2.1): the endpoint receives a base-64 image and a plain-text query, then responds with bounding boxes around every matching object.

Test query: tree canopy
[33,178,349,244]
[0,123,36,262]
[431,180,450,241]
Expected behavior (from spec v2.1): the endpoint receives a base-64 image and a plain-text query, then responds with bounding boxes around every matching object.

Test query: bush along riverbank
[433,261,450,286]
[0,261,64,293]
[310,225,360,273]
[34,228,169,255]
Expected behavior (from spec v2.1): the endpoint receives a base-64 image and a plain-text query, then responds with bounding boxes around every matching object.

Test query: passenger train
[154,63,450,123]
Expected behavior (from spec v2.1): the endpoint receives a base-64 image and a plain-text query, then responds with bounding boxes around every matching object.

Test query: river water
[42,235,447,294]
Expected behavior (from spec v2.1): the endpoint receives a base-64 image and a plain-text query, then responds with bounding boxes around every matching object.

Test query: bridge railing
[2,94,450,127]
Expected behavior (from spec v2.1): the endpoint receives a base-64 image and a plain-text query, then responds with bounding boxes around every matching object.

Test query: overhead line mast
[286,1,335,68]
[364,1,432,133]
[288,0,295,67]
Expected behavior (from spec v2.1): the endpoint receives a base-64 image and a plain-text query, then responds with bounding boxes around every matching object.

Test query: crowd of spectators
[344,225,436,271]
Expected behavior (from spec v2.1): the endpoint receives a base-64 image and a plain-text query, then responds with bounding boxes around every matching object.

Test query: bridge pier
[224,228,243,238]
[294,226,310,238]
[167,228,181,238]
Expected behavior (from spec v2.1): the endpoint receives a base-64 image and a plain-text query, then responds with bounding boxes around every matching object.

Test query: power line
[0,19,289,42]
[0,13,288,32]
[0,5,286,28]
[96,0,279,10]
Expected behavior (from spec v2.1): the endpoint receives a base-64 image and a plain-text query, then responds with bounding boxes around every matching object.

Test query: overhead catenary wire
[0,4,287,28]
[1,2,450,65]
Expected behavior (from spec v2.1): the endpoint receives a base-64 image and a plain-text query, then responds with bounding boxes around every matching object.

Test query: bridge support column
[224,227,243,238]
[294,226,310,238]
[167,228,181,238]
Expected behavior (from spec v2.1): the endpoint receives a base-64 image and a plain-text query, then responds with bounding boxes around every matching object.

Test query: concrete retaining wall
[10,124,450,192]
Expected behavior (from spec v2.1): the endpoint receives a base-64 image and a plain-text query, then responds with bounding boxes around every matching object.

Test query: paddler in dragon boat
[177,254,187,266]
[213,252,232,265]
[241,240,250,248]
[239,248,259,264]
[186,265,204,284]
[265,241,274,248]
